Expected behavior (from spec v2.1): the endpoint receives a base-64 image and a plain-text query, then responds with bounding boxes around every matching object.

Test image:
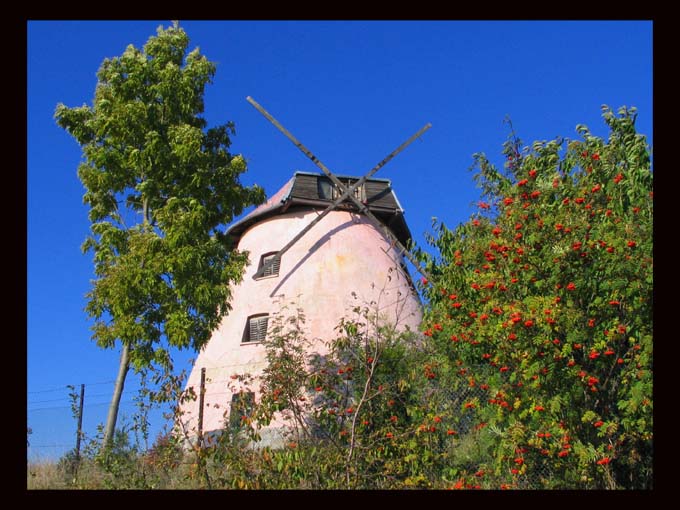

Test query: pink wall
[179,208,423,441]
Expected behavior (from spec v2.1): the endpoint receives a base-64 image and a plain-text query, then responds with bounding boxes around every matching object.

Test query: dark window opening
[243,314,269,343]
[317,177,334,200]
[229,391,255,433]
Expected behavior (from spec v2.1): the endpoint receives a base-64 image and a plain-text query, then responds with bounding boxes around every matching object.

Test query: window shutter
[262,258,271,277]
[261,253,280,277]
[353,182,363,201]
[245,315,268,343]
[258,252,280,278]
[331,179,363,202]
[256,316,268,341]
[249,318,259,342]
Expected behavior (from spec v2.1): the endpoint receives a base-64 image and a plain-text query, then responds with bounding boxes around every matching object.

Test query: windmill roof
[226,171,412,247]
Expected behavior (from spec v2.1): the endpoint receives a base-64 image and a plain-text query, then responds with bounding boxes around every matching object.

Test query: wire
[27,405,73,412]
[81,380,117,387]
[28,400,137,412]
[26,387,70,395]
[27,389,140,406]
[28,380,115,394]
[27,396,72,405]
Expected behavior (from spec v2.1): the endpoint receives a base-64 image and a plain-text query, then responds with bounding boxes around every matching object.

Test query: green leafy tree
[55,22,265,447]
[417,106,652,489]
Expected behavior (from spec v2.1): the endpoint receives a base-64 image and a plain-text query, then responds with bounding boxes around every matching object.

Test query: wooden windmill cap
[226,171,413,247]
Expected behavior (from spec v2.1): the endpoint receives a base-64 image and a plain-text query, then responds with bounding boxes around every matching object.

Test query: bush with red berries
[417,106,652,489]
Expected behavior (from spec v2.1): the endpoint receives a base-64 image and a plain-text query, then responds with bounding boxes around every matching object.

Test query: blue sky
[27,20,652,461]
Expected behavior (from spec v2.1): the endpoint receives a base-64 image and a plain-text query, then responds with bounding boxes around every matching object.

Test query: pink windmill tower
[178,98,431,446]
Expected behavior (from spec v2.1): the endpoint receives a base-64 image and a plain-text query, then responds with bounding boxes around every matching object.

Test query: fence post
[196,367,212,489]
[75,383,85,460]
[197,367,206,447]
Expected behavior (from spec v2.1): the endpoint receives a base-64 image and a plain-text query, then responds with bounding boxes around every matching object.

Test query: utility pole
[75,383,85,460]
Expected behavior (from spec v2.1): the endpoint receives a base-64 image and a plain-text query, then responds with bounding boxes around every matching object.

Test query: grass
[27,458,109,490]
[26,450,204,490]
[27,459,67,490]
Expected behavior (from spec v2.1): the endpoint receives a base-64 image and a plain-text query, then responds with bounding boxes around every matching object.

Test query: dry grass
[26,453,193,490]
[27,457,109,490]
[27,459,69,490]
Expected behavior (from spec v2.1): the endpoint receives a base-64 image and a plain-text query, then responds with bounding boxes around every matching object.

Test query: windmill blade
[246,96,336,178]
[254,156,433,282]
[250,93,430,196]
[254,157,390,279]
[252,180,361,279]
[253,124,433,280]
[328,132,433,281]
[324,173,432,281]
[352,200,432,282]
[247,96,364,198]
[359,122,432,180]
[309,129,433,282]
[253,178,432,282]
[247,96,432,281]
[319,121,432,213]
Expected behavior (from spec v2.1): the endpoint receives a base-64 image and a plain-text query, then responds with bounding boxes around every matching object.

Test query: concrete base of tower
[178,425,289,453]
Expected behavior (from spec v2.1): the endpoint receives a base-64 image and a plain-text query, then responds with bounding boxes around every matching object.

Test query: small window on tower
[243,314,269,343]
[317,177,333,200]
[256,252,281,279]
[229,391,255,433]
[332,179,365,202]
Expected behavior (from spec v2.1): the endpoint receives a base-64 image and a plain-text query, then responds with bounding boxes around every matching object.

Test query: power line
[28,389,140,406]
[28,380,115,394]
[28,400,137,412]
[26,387,70,395]
[27,396,72,405]
[27,405,74,412]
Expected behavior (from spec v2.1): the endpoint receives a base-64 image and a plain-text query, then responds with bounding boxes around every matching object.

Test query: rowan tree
[418,106,653,489]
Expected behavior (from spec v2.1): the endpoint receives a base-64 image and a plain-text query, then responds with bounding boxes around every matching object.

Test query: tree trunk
[103,342,130,448]
[102,197,147,449]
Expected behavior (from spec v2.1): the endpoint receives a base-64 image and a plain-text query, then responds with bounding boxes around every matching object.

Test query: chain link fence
[425,366,555,489]
[27,380,175,463]
[28,363,556,488]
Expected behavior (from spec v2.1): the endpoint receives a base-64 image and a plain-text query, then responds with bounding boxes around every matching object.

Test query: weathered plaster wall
[179,208,423,441]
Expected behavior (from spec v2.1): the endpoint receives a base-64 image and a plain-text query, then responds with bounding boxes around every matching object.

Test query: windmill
[178,98,431,447]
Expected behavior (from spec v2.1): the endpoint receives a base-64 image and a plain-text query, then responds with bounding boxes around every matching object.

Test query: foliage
[417,105,653,489]
[251,295,452,489]
[54,22,265,372]
[256,300,313,443]
[32,106,651,490]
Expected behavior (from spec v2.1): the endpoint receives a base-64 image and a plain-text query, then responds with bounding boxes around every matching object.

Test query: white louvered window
[257,252,281,279]
[243,314,268,343]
